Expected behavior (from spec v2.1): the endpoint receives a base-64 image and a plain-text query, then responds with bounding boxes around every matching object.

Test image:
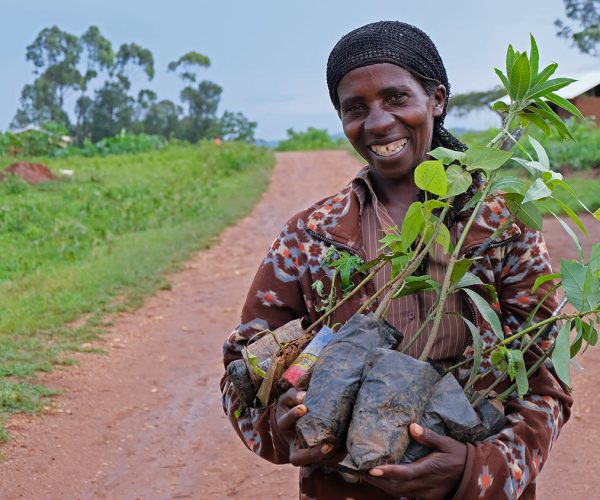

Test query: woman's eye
[387,93,406,104]
[345,103,365,113]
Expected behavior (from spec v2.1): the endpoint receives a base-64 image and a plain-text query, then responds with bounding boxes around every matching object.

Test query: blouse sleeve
[454,224,573,499]
[219,217,314,464]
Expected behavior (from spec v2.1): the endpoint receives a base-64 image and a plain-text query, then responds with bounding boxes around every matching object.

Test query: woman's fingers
[290,441,334,467]
[276,403,307,434]
[278,389,306,411]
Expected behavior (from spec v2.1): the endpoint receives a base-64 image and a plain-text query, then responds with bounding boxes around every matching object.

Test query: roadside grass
[460,126,600,216]
[0,142,274,439]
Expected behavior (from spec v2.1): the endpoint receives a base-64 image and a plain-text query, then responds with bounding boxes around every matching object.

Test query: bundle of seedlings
[230,36,600,468]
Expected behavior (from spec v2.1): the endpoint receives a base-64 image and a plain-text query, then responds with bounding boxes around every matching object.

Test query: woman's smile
[369,137,408,157]
[336,63,445,183]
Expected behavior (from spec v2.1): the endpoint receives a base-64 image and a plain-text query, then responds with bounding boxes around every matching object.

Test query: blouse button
[408,310,416,320]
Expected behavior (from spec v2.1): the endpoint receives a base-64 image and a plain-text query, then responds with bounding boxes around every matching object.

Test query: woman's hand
[275,388,335,466]
[362,423,467,500]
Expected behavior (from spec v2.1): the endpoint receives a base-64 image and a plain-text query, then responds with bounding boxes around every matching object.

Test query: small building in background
[551,71,600,124]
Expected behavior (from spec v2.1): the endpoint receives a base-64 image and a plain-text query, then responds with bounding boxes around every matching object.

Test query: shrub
[275,127,346,151]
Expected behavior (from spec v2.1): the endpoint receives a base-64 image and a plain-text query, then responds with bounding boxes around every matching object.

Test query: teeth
[370,138,408,157]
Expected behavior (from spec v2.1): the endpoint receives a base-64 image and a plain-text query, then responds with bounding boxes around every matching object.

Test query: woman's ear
[432,84,447,118]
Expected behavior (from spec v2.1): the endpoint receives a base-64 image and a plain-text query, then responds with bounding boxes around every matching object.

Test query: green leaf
[311,279,325,298]
[330,251,363,292]
[552,212,584,261]
[492,101,509,113]
[593,208,600,222]
[460,314,482,389]
[400,202,425,252]
[560,259,600,312]
[550,196,588,237]
[522,178,551,204]
[509,52,531,100]
[444,164,472,199]
[379,231,403,252]
[455,271,485,289]
[512,157,549,176]
[451,258,476,285]
[505,196,543,231]
[506,45,516,79]
[529,34,539,84]
[428,147,466,164]
[533,62,558,86]
[506,349,529,398]
[590,243,600,275]
[423,199,449,212]
[491,345,509,371]
[489,176,525,195]
[247,352,266,379]
[520,111,552,135]
[588,321,598,347]
[465,146,513,173]
[545,92,584,119]
[390,254,409,277]
[533,99,575,140]
[532,273,561,293]
[526,78,576,101]
[435,223,451,254]
[570,335,583,358]
[414,160,447,196]
[494,68,511,93]
[463,288,504,340]
[461,191,483,213]
[393,275,440,298]
[528,136,549,169]
[552,322,572,387]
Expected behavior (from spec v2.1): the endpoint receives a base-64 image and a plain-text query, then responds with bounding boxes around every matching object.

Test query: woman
[220,21,571,499]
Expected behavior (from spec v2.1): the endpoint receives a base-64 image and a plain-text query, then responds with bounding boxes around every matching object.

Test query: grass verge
[0,142,274,439]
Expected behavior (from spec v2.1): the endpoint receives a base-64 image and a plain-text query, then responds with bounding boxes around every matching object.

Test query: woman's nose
[364,105,395,135]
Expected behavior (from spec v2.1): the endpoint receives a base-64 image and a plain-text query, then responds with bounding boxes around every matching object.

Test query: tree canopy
[13,26,256,144]
[556,0,600,56]
[447,87,507,117]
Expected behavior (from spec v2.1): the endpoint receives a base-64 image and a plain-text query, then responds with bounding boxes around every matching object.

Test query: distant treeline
[11,26,256,146]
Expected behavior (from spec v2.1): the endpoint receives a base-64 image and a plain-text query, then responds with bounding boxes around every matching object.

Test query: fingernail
[321,444,333,454]
[370,468,384,477]
[297,391,306,402]
[296,405,307,416]
[411,423,424,436]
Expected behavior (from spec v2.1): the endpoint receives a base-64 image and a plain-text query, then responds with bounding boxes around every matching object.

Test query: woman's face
[337,63,446,182]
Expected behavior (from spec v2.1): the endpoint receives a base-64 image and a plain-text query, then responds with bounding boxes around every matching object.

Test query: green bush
[275,127,347,151]
[0,123,167,159]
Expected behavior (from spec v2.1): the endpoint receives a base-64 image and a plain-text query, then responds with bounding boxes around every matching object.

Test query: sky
[1,0,598,141]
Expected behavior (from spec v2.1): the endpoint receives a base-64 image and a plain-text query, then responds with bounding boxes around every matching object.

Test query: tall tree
[85,42,155,141]
[446,87,507,117]
[74,26,115,143]
[211,111,257,142]
[144,99,181,138]
[13,26,82,128]
[556,0,600,56]
[169,51,222,142]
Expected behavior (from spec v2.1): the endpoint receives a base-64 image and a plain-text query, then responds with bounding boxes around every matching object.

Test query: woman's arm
[453,224,573,499]
[220,217,316,464]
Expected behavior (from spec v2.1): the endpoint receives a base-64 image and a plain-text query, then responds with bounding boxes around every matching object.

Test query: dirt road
[1,151,598,499]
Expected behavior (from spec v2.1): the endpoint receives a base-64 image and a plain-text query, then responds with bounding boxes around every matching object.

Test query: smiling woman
[220,20,571,500]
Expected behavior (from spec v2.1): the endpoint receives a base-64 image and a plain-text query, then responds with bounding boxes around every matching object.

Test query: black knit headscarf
[326,20,466,153]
